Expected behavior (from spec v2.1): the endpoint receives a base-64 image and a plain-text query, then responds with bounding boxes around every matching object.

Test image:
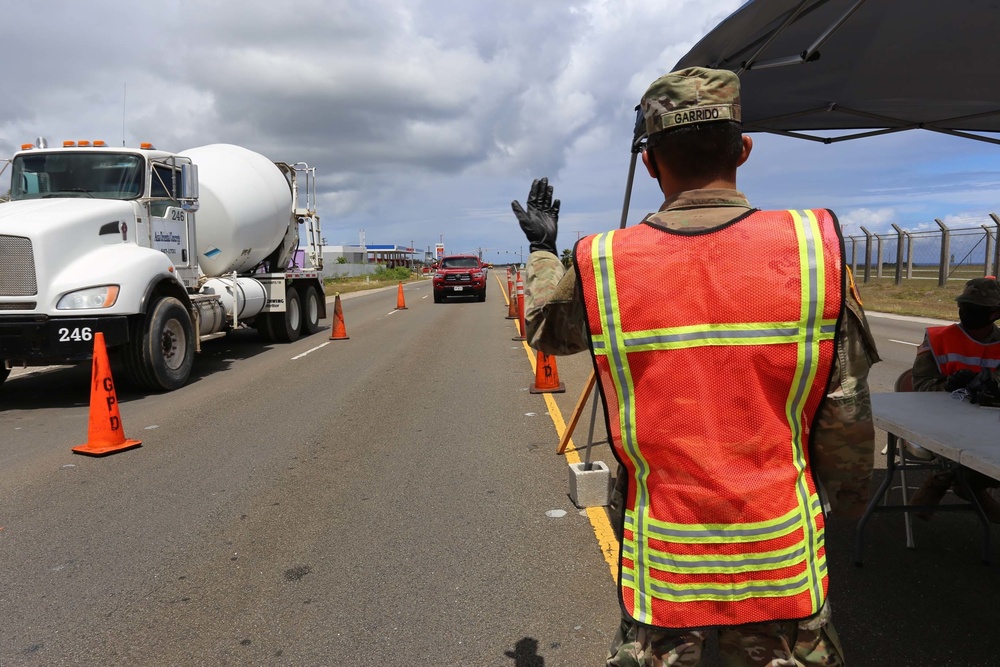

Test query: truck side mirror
[179,163,200,212]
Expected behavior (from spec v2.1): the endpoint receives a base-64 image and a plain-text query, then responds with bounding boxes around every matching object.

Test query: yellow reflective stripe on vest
[591,229,658,622]
[625,542,810,574]
[623,498,822,544]
[620,559,829,602]
[786,209,826,611]
[589,211,832,622]
[590,321,838,352]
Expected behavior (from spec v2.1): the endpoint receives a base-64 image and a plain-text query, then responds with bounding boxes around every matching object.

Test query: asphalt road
[1,279,998,666]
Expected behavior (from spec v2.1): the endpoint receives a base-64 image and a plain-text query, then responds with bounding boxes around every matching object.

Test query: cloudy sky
[2,0,999,261]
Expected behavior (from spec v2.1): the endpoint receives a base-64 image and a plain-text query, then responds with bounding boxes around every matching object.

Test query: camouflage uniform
[525,190,879,667]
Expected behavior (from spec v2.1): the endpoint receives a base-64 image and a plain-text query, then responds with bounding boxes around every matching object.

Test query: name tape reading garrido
[662,104,737,128]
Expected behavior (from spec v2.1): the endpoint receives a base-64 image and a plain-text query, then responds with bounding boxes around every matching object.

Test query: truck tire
[255,314,275,342]
[477,289,487,303]
[124,296,195,392]
[272,286,302,343]
[301,286,321,335]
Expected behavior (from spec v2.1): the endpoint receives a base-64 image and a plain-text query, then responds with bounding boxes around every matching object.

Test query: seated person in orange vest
[909,277,1000,519]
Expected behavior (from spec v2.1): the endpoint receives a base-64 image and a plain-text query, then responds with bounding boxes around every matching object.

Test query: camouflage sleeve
[523,250,590,356]
[912,332,946,392]
[811,287,880,520]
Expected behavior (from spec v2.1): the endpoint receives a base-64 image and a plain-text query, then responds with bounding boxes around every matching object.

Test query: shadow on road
[0,328,279,410]
[504,637,545,667]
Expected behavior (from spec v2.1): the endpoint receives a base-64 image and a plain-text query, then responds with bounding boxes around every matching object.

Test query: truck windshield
[441,258,480,269]
[9,152,143,201]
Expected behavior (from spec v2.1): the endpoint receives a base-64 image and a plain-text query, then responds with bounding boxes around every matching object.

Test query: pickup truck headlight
[435,273,445,279]
[56,285,120,310]
[472,271,484,278]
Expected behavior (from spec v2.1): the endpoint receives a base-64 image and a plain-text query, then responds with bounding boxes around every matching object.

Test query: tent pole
[618,150,638,230]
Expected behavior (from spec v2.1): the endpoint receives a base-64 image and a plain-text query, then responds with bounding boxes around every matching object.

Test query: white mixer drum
[179,144,292,276]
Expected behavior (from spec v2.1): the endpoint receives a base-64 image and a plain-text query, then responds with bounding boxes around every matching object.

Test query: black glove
[512,177,560,255]
[943,369,976,392]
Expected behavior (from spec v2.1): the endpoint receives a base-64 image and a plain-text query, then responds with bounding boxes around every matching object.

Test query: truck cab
[433,255,487,303]
[0,140,325,391]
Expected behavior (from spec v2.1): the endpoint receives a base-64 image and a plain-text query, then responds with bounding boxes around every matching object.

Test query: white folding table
[854,392,1000,564]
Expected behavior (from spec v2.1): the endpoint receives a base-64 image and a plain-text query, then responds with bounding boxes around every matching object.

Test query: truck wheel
[125,296,195,391]
[273,286,302,343]
[477,289,487,303]
[434,292,443,304]
[255,314,275,342]
[301,286,321,335]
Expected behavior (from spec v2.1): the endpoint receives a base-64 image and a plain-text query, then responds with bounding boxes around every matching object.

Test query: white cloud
[2,0,999,255]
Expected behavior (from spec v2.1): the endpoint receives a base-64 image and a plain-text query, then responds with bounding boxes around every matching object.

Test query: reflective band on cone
[506,269,516,318]
[72,332,142,456]
[512,270,527,341]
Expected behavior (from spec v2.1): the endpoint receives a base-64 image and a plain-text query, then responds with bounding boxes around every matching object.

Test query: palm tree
[560,248,573,269]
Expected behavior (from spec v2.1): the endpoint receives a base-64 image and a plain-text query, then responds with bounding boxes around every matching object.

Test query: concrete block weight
[568,461,612,508]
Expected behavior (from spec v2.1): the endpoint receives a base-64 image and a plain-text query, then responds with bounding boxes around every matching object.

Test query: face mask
[959,304,995,330]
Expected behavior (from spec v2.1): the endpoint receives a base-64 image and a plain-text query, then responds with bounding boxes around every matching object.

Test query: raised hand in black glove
[512,177,560,255]
[943,368,976,392]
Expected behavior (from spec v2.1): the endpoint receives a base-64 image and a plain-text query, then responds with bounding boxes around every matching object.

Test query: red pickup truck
[433,255,487,303]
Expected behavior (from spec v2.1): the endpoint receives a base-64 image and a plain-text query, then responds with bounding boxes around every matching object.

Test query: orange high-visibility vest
[926,324,1000,376]
[575,209,844,629]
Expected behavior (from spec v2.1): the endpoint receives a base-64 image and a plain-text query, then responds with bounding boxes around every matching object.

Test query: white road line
[889,339,919,347]
[386,310,398,316]
[292,342,331,360]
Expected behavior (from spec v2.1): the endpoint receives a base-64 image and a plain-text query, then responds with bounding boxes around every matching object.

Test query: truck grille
[445,273,472,282]
[0,302,37,310]
[0,236,38,296]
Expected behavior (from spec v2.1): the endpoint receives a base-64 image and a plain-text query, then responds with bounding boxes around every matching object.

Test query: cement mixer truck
[0,140,327,391]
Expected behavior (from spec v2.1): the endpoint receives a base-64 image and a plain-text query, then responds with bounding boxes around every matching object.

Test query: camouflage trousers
[606,602,845,667]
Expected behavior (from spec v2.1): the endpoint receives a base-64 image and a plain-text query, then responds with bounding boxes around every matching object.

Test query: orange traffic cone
[72,332,142,456]
[529,349,566,394]
[329,293,350,340]
[512,270,527,341]
[395,282,408,310]
[505,271,518,320]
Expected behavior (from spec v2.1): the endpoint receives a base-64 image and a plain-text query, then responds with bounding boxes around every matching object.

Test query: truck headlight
[56,285,120,310]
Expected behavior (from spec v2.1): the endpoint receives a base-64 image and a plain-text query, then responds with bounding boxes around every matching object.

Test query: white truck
[0,140,326,391]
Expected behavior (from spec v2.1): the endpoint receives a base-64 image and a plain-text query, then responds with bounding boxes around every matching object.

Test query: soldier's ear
[642,150,660,180]
[737,135,753,167]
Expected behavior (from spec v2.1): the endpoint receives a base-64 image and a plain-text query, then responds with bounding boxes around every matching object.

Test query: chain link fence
[845,213,1000,286]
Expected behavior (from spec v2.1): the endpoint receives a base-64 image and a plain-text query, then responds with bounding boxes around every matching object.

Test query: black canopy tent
[671,0,1000,145]
[614,0,1000,272]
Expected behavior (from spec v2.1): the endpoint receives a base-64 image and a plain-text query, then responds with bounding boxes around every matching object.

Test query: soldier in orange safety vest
[513,67,880,666]
[907,277,1000,519]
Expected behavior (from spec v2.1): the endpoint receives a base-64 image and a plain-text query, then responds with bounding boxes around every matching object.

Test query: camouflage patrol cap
[640,67,741,139]
[956,277,1000,308]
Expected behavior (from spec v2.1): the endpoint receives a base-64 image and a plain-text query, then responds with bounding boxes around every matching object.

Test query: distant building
[302,243,433,277]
